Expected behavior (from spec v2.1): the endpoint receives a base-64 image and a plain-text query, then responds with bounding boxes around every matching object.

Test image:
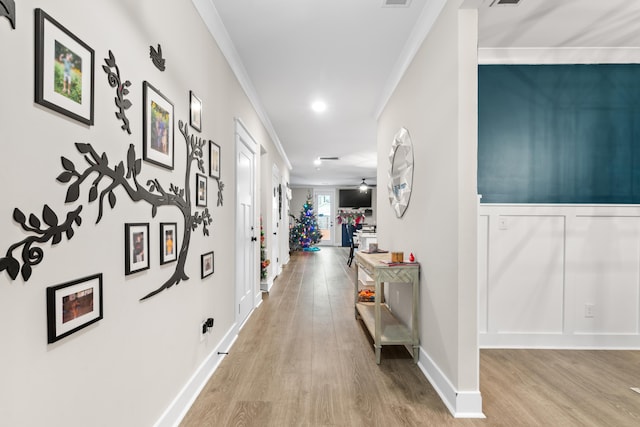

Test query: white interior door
[314,190,335,246]
[235,120,257,328]
[271,165,280,278]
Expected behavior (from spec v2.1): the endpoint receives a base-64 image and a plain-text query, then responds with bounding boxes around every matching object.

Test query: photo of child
[165,230,174,255]
[54,40,82,104]
[133,232,145,263]
[62,288,94,324]
[151,101,170,155]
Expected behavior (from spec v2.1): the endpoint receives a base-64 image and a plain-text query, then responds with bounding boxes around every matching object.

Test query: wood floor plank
[181,248,640,427]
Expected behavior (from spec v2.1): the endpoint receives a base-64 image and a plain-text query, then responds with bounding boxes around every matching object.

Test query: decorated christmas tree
[289,194,322,251]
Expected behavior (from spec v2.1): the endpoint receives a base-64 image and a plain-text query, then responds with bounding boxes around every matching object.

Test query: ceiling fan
[357,178,377,192]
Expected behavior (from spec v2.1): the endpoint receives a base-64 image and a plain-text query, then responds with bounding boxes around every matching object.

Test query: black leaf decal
[0,257,20,280]
[108,191,116,209]
[21,263,32,281]
[52,233,62,245]
[28,214,41,229]
[57,171,73,183]
[42,205,59,227]
[89,186,98,202]
[75,143,91,154]
[66,183,80,203]
[61,157,75,172]
[66,228,75,240]
[13,208,26,225]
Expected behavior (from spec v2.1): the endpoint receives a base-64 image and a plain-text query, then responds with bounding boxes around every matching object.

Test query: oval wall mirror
[387,127,414,218]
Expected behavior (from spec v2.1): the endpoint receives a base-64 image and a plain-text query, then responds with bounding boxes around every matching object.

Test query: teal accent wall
[478,64,640,203]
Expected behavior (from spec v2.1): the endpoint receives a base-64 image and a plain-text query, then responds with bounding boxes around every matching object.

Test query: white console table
[354,251,420,364]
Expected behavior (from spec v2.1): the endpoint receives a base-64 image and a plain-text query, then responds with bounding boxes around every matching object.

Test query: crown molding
[374,0,448,119]
[478,47,640,65]
[191,0,292,170]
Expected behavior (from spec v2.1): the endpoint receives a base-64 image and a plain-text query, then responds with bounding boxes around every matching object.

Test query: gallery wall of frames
[0,1,288,426]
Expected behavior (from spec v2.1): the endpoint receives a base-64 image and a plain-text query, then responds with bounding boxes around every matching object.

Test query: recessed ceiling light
[311,100,327,113]
[313,158,322,166]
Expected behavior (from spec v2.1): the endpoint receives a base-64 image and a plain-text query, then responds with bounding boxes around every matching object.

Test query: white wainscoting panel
[568,215,640,335]
[479,204,640,349]
[488,214,565,334]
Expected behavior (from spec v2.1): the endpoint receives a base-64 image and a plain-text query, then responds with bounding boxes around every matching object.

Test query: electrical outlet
[584,304,595,318]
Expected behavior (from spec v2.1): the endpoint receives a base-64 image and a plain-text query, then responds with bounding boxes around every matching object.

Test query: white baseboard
[153,325,238,427]
[480,333,640,349]
[417,347,485,419]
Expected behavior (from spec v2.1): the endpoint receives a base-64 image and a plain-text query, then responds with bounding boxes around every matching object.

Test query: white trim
[191,0,292,170]
[235,117,258,154]
[478,47,640,65]
[480,333,640,349]
[417,347,485,418]
[374,0,448,119]
[153,324,238,427]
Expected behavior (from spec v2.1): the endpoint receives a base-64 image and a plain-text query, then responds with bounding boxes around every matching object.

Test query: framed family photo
[190,91,202,132]
[47,273,103,343]
[160,222,178,265]
[196,173,207,207]
[35,8,95,125]
[125,223,150,275]
[209,140,220,180]
[143,81,174,170]
[201,252,214,278]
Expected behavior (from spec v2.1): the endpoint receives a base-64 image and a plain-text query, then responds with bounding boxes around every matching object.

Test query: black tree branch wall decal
[0,120,212,301]
[102,50,132,134]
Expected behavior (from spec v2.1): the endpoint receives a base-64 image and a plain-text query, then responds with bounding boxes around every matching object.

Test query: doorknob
[273,232,277,235]
[251,236,257,242]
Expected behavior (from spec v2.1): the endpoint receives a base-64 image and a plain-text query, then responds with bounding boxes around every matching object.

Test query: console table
[354,251,420,364]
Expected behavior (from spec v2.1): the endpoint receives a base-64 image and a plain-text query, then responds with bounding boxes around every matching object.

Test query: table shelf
[354,251,420,364]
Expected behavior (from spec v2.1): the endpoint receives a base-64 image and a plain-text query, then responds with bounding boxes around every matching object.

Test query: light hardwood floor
[180,247,640,426]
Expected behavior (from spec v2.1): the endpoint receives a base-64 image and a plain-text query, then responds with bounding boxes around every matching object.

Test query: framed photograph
[196,173,207,207]
[143,81,174,170]
[125,223,150,275]
[35,8,95,125]
[209,140,220,180]
[47,274,103,343]
[190,91,202,132]
[201,252,214,278]
[160,222,178,265]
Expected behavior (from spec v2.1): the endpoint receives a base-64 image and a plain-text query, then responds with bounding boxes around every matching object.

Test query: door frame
[271,164,281,280]
[313,189,337,246]
[234,118,259,330]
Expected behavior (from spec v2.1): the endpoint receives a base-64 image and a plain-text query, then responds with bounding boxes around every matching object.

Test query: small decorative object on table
[409,252,415,262]
[391,251,404,263]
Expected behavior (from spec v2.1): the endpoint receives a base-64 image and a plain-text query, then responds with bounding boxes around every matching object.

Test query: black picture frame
[190,91,202,132]
[201,251,214,278]
[143,81,174,170]
[160,222,178,265]
[209,140,220,180]
[125,223,150,275]
[47,273,103,343]
[196,173,207,207]
[35,8,95,125]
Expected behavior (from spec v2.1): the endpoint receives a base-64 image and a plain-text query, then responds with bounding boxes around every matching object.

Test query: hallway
[181,247,457,426]
[180,247,640,426]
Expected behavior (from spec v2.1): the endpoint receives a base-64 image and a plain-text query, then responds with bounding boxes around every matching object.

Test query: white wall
[376,0,482,417]
[0,1,287,426]
[479,204,640,348]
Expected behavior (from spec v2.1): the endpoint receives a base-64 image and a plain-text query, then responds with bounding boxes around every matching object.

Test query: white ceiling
[200,0,640,187]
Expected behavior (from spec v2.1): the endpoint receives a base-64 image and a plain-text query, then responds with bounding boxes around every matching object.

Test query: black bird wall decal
[149,44,166,71]
[0,0,16,29]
